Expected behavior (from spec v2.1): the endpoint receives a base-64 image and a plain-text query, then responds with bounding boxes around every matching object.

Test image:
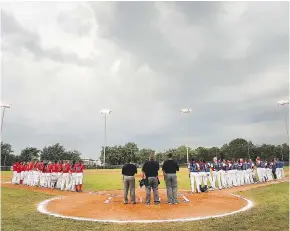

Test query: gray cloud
[2,11,95,67]
[1,2,289,158]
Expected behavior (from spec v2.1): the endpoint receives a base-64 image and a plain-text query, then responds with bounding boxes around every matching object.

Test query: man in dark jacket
[122,160,137,204]
[162,153,179,204]
[142,152,160,205]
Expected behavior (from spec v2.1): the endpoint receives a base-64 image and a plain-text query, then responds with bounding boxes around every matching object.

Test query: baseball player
[44,163,51,188]
[70,161,77,192]
[199,159,208,192]
[15,162,21,184]
[232,158,238,186]
[11,162,19,184]
[60,161,71,191]
[256,157,265,183]
[220,159,228,188]
[76,160,85,192]
[211,157,222,190]
[226,160,233,188]
[49,161,59,188]
[56,161,63,189]
[189,158,201,193]
[206,161,214,190]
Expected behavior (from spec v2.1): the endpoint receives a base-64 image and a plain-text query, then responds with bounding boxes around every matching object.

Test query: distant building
[82,158,102,166]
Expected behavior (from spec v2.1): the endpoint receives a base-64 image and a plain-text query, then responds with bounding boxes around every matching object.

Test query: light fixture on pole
[277,100,289,161]
[180,108,192,164]
[1,104,12,135]
[100,109,112,166]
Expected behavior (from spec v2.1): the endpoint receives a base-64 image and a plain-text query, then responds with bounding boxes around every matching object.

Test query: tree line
[99,138,289,165]
[1,138,289,167]
[1,142,81,166]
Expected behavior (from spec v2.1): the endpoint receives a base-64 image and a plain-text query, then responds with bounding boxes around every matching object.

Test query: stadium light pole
[100,109,112,166]
[180,108,192,164]
[1,104,12,135]
[277,100,289,161]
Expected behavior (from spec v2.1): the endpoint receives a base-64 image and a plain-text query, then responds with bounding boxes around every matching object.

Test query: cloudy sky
[1,2,289,159]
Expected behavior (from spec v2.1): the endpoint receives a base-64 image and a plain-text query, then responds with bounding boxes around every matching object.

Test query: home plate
[104,197,113,204]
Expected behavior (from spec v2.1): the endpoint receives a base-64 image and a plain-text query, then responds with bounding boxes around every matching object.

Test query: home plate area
[37,188,253,223]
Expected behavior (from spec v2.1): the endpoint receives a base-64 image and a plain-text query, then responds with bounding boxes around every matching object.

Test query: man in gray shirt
[122,161,137,204]
[162,153,179,204]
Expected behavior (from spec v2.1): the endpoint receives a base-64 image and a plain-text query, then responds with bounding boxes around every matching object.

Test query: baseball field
[1,167,289,231]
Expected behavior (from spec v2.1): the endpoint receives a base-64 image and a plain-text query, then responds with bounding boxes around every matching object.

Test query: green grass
[1,166,289,231]
[2,182,289,231]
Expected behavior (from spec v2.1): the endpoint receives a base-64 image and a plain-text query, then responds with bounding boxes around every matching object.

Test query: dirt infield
[2,180,288,223]
[38,189,250,222]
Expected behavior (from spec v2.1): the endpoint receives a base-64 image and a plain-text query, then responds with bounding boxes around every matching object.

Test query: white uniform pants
[246,169,254,184]
[70,173,77,191]
[257,168,264,182]
[12,171,17,184]
[227,170,234,187]
[45,173,51,188]
[220,170,227,188]
[200,172,208,186]
[212,171,222,189]
[56,173,62,189]
[61,173,70,191]
[190,172,201,193]
[76,173,83,185]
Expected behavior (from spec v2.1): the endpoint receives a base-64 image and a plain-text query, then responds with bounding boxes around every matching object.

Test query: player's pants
[50,173,58,188]
[23,171,28,185]
[70,173,77,191]
[257,168,265,182]
[60,173,70,191]
[246,169,254,184]
[32,171,39,186]
[207,172,214,188]
[212,171,222,189]
[220,170,227,188]
[45,173,51,188]
[76,173,83,185]
[190,172,201,193]
[232,169,238,186]
[56,173,62,189]
[243,169,250,184]
[227,170,234,187]
[12,171,17,184]
[199,172,208,186]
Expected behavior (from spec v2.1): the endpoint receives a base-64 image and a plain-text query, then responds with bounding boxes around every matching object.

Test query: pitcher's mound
[38,189,253,223]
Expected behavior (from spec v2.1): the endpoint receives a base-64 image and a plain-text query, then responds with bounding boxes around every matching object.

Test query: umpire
[162,153,179,204]
[142,152,160,205]
[122,160,137,204]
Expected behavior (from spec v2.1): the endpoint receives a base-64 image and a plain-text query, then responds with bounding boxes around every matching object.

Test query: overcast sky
[1,2,289,159]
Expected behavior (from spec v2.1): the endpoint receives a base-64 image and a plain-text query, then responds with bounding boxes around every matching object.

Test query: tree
[65,150,82,161]
[40,143,66,161]
[19,147,40,162]
[1,142,15,166]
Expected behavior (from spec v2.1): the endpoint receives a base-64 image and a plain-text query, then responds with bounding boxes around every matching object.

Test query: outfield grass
[1,167,289,231]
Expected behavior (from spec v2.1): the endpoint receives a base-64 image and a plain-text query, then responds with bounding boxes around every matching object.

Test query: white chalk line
[37,193,254,223]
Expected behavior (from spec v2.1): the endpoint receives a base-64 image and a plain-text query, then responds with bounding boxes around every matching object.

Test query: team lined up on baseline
[188,157,285,193]
[11,160,85,192]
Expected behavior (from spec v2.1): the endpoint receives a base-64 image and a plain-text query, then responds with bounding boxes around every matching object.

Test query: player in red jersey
[44,163,51,188]
[12,162,19,184]
[56,161,63,189]
[76,160,85,192]
[70,161,78,192]
[61,161,71,191]
[49,161,59,189]
[27,161,35,186]
[23,162,29,185]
